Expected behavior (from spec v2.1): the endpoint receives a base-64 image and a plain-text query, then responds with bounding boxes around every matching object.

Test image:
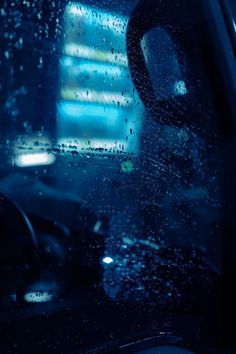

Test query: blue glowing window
[57,2,144,155]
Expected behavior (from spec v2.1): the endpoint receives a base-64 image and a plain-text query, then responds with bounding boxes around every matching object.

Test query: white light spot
[15,153,55,167]
[102,256,114,264]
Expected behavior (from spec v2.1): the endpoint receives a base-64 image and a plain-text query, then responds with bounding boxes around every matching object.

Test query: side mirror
[127,0,194,128]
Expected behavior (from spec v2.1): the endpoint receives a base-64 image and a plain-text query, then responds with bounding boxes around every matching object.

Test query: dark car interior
[0,0,236,353]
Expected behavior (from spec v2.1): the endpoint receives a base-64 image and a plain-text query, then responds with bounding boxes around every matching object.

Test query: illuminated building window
[57,2,144,155]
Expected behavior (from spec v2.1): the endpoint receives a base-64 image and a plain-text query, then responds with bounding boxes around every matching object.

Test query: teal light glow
[58,102,120,123]
[61,58,124,77]
[174,81,187,96]
[24,291,54,303]
[76,62,123,76]
[65,3,128,36]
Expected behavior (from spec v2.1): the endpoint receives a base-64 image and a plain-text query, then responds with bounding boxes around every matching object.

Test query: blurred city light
[66,3,128,36]
[60,89,133,106]
[14,153,55,167]
[58,2,144,155]
[24,291,54,303]
[102,256,114,264]
[64,43,128,67]
[173,80,187,96]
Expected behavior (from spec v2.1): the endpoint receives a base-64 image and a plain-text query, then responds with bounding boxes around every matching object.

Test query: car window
[0,1,231,353]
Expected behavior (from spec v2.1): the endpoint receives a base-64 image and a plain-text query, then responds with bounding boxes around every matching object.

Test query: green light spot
[121,160,133,173]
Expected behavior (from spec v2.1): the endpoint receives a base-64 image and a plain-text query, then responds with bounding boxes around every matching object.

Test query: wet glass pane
[0,0,234,353]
